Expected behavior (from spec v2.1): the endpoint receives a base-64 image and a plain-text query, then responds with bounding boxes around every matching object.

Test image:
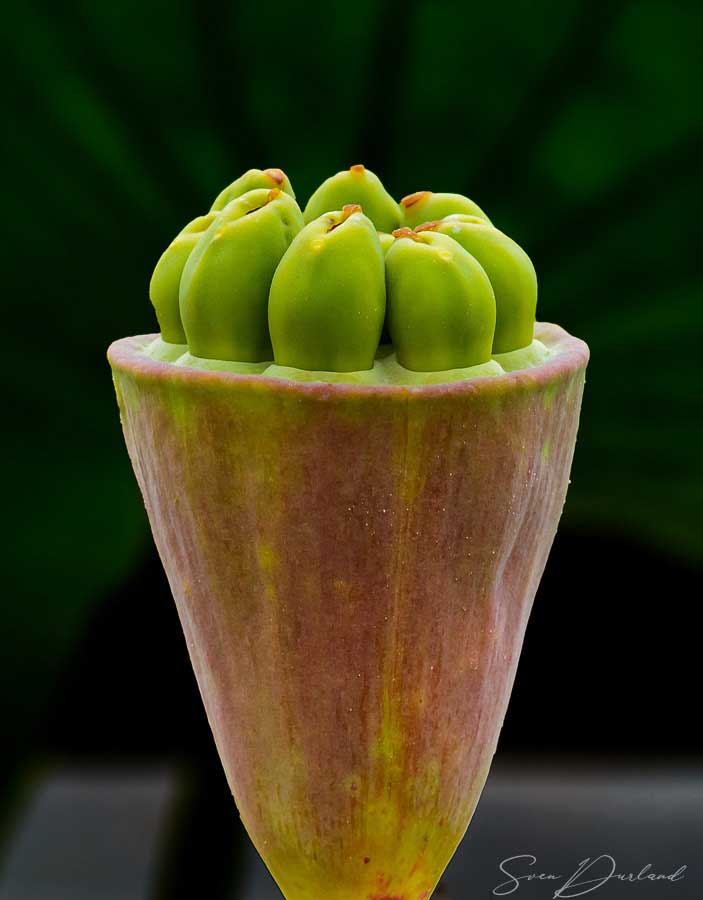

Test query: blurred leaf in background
[1,0,701,785]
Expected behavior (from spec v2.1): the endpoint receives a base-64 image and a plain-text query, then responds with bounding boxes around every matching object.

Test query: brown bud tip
[266,188,282,202]
[400,190,432,209]
[391,226,422,241]
[414,220,442,233]
[264,168,286,185]
[349,164,366,175]
[327,204,363,232]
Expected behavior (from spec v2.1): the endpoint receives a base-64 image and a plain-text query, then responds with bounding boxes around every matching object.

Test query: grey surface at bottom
[239,765,701,900]
[0,764,698,899]
[0,769,175,900]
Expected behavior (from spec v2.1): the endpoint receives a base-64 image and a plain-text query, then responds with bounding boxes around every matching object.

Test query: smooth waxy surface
[148,166,541,373]
[303,165,402,233]
[401,191,490,229]
[386,230,496,371]
[149,212,218,343]
[109,323,588,900]
[378,231,395,255]
[179,188,303,361]
[211,167,295,210]
[269,206,385,371]
[420,215,537,353]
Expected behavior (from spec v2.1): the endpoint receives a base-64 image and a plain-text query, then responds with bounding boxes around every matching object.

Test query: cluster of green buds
[150,165,537,373]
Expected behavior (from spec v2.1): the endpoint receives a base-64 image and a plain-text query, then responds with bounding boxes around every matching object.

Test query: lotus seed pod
[386,228,496,371]
[180,188,304,362]
[210,168,295,211]
[417,215,537,353]
[400,190,490,229]
[303,164,402,233]
[269,205,386,372]
[377,231,395,255]
[149,212,219,344]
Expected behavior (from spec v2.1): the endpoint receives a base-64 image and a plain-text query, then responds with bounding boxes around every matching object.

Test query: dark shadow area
[503,529,700,755]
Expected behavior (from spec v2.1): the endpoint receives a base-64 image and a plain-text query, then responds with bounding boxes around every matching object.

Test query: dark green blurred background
[1,0,701,877]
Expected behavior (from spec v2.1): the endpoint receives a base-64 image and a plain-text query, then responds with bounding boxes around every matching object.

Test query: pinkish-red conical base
[109,323,587,900]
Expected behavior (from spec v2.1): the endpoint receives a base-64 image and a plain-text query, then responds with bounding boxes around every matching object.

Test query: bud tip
[264,168,285,185]
[414,220,442,233]
[401,191,432,209]
[392,226,422,241]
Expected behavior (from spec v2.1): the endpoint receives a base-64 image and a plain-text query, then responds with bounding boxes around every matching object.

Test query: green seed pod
[377,231,395,255]
[149,212,218,344]
[211,168,295,211]
[385,228,495,371]
[417,215,536,353]
[400,190,490,229]
[303,165,402,233]
[180,188,304,361]
[269,205,386,372]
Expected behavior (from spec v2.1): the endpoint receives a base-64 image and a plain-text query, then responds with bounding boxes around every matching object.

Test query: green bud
[269,205,386,372]
[376,233,395,344]
[149,212,218,344]
[385,228,495,371]
[400,190,490,229]
[211,168,295,211]
[377,231,395,255]
[417,215,536,352]
[180,188,304,361]
[303,165,402,233]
